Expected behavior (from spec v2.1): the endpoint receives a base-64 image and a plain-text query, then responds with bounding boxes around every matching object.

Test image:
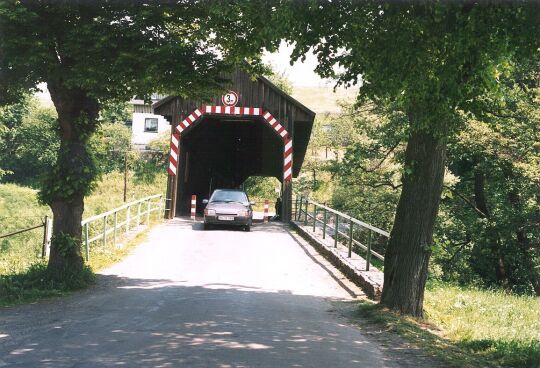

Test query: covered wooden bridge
[154,69,315,222]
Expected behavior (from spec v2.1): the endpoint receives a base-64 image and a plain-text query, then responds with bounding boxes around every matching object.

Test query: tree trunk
[45,80,99,274]
[380,128,447,317]
[473,169,508,284]
[508,190,540,296]
[473,170,489,218]
[48,194,85,271]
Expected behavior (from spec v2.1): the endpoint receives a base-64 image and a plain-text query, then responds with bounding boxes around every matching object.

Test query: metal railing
[294,195,389,271]
[81,194,164,260]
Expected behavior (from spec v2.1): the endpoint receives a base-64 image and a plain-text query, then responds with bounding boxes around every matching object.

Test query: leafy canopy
[269,1,539,132]
[0,1,264,105]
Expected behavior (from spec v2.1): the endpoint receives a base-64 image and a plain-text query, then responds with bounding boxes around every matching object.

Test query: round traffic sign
[222,91,239,107]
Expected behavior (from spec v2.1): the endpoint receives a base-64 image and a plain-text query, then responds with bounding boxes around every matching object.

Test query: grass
[0,263,95,307]
[424,283,540,368]
[354,283,540,368]
[0,171,166,306]
[0,171,166,275]
[0,183,51,275]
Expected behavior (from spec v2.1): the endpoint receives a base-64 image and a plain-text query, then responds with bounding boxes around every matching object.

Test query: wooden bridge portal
[154,69,315,222]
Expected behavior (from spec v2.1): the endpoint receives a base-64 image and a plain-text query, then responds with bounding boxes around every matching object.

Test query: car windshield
[210,190,248,204]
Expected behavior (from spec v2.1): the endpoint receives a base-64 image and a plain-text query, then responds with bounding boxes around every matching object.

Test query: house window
[144,118,158,132]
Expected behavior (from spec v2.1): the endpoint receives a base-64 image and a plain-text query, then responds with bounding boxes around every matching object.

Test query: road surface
[0,219,431,367]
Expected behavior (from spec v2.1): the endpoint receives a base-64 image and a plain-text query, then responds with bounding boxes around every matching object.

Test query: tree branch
[447,186,489,218]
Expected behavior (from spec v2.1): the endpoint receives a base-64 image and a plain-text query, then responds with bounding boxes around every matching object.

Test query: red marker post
[263,199,269,223]
[191,195,196,220]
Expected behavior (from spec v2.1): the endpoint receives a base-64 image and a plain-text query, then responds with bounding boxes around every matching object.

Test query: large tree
[264,0,539,316]
[0,1,259,277]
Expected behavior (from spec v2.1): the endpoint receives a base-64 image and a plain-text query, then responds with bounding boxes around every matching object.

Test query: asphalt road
[0,219,428,368]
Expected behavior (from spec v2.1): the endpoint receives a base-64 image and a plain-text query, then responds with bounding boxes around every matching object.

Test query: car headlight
[204,209,216,216]
[237,210,249,217]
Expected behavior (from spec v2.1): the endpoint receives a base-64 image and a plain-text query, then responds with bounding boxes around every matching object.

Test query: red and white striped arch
[167,105,293,182]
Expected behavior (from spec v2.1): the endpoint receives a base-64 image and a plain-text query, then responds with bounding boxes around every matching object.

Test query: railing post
[158,195,163,219]
[103,215,108,248]
[297,196,302,222]
[126,205,131,233]
[294,197,298,220]
[137,202,141,227]
[304,201,309,226]
[113,211,118,248]
[348,219,353,258]
[322,208,327,239]
[41,215,50,259]
[85,222,90,261]
[312,204,317,232]
[334,214,339,248]
[146,199,151,225]
[366,230,372,271]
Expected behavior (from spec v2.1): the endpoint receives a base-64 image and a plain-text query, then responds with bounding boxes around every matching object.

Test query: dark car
[203,189,254,231]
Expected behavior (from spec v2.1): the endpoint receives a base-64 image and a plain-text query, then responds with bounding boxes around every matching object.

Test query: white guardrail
[81,194,163,260]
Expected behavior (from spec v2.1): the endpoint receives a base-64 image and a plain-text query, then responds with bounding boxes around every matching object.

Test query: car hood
[207,202,250,213]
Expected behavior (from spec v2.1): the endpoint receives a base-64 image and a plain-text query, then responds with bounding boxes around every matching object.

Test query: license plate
[218,216,234,221]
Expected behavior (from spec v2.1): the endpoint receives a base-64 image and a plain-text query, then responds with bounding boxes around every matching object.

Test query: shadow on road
[0,274,433,368]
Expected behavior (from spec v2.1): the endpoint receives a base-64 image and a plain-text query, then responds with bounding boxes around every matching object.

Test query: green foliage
[276,1,538,133]
[99,101,131,125]
[305,74,540,295]
[50,232,81,258]
[270,2,538,313]
[0,2,263,105]
[90,122,132,173]
[0,263,95,306]
[0,97,59,186]
[0,1,266,273]
[243,176,281,208]
[132,132,170,184]
[38,140,98,204]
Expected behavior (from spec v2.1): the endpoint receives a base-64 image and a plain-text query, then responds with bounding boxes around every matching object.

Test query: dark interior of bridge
[176,116,283,215]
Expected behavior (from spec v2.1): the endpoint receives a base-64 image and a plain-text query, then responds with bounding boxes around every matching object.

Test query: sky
[262,41,333,87]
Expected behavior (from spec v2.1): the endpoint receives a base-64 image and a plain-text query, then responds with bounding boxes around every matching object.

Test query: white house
[129,95,170,149]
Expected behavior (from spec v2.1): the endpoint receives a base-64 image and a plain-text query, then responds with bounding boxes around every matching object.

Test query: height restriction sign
[222,90,239,107]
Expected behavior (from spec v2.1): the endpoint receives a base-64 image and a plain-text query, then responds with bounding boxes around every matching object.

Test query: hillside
[291,85,359,115]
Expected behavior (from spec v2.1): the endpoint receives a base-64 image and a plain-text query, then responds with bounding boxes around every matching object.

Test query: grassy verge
[0,183,51,275]
[0,219,161,307]
[424,283,540,368]
[0,263,95,307]
[0,171,166,306]
[354,283,540,368]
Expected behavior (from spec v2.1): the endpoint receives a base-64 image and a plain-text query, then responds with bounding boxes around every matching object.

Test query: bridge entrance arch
[153,69,316,221]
